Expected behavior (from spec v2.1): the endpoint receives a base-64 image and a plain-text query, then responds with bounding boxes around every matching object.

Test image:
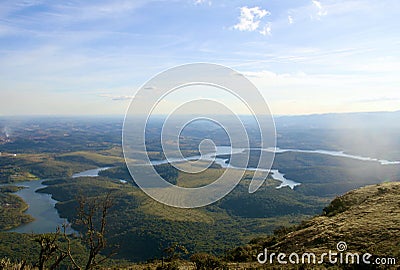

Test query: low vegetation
[225,182,400,269]
[0,186,34,230]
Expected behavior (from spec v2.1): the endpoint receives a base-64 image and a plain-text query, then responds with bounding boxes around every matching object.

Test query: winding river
[263,147,400,165]
[150,145,400,189]
[8,180,76,234]
[152,146,301,189]
[6,167,109,234]
[4,146,400,233]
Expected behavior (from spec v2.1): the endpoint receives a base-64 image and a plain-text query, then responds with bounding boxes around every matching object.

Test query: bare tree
[34,227,67,270]
[72,192,116,270]
[33,192,116,270]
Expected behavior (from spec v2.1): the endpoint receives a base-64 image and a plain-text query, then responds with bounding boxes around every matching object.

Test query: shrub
[156,261,180,270]
[190,253,226,270]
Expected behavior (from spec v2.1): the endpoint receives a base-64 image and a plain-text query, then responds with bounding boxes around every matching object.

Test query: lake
[7,167,109,234]
[151,146,301,189]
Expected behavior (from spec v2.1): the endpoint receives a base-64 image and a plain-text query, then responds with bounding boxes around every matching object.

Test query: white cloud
[259,23,272,36]
[312,0,327,18]
[356,96,400,103]
[288,15,294,24]
[194,0,211,5]
[99,94,132,101]
[233,6,271,32]
[312,0,322,10]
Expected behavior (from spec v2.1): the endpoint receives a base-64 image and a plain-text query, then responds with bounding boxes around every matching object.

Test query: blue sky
[0,0,399,115]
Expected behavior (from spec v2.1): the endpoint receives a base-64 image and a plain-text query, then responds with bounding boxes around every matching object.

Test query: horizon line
[0,109,399,118]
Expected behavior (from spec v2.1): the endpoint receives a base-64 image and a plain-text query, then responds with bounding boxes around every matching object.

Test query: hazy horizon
[1,109,400,118]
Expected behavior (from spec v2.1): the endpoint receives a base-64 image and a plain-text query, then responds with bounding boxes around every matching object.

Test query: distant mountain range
[275,110,400,129]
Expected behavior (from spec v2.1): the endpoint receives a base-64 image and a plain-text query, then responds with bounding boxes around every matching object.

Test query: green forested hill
[36,171,321,262]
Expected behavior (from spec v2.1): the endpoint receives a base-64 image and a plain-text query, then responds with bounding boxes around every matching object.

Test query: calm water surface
[7,167,109,233]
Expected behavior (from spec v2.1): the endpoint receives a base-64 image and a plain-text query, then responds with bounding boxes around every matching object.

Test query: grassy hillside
[269,181,400,257]
[226,182,400,269]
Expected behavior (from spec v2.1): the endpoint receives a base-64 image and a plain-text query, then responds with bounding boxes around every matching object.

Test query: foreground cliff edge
[226,181,400,269]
